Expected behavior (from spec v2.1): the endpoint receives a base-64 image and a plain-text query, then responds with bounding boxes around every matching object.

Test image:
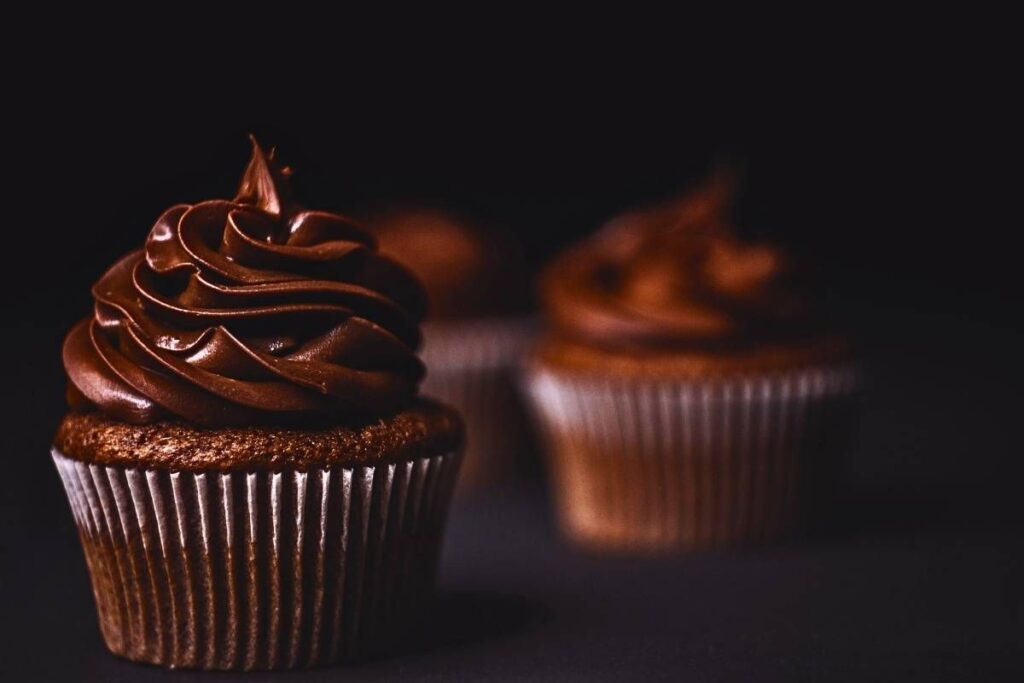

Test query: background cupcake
[52,140,464,669]
[525,172,858,552]
[373,210,535,494]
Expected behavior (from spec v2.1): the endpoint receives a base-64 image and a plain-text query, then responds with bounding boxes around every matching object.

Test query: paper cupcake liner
[421,318,536,493]
[52,448,461,670]
[525,365,859,551]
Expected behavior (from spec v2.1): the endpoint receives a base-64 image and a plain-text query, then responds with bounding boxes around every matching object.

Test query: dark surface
[3,494,1021,682]
[2,305,1022,681]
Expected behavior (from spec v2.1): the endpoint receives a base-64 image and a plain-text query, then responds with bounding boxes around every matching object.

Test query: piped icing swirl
[64,139,427,426]
[542,171,814,351]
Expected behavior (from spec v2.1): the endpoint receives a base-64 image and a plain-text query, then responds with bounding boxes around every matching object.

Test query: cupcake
[525,172,857,552]
[373,210,534,493]
[52,139,464,669]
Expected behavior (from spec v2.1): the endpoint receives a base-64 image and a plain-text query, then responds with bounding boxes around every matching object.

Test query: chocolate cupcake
[525,173,857,552]
[52,140,464,669]
[373,210,534,494]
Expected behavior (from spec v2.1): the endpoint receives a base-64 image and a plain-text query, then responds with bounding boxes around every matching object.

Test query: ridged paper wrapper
[421,318,535,493]
[52,448,461,670]
[525,364,858,552]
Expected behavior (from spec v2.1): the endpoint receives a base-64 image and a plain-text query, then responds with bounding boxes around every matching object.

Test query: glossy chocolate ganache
[542,172,820,352]
[64,139,427,426]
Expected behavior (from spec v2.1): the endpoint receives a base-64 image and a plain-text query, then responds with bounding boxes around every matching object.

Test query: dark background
[2,56,1021,680]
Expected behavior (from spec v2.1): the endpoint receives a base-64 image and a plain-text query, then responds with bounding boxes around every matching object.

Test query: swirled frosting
[63,139,427,426]
[542,172,814,350]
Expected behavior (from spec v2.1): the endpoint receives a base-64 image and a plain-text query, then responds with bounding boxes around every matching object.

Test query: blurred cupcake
[52,139,464,669]
[373,210,535,494]
[525,172,857,552]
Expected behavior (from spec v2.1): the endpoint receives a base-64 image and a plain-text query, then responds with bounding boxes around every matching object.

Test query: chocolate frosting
[542,171,814,350]
[64,139,427,426]
[373,209,529,320]
[374,210,501,321]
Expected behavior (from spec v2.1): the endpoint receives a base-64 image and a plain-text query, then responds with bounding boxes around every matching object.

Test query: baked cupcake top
[372,209,528,320]
[63,139,428,427]
[54,400,461,470]
[541,171,827,354]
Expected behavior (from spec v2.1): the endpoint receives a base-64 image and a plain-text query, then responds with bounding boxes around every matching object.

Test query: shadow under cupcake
[524,172,858,553]
[52,140,464,669]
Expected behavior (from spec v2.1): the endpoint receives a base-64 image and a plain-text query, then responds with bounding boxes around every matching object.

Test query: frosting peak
[542,172,812,350]
[64,140,427,426]
[233,136,293,217]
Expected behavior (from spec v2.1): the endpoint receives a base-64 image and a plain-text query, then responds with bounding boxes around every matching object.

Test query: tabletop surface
[2,309,1022,682]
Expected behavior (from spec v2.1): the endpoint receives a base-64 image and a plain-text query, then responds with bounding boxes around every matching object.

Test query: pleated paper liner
[52,448,462,670]
[421,318,536,493]
[526,365,858,552]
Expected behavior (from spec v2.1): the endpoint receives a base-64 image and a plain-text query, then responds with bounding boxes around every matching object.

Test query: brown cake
[373,209,534,494]
[51,139,464,669]
[524,171,857,552]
